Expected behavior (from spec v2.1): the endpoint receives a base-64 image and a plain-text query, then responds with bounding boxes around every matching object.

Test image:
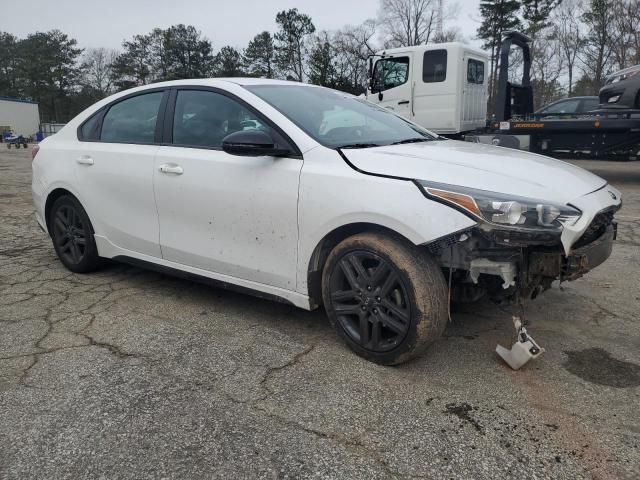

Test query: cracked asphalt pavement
[1,149,639,479]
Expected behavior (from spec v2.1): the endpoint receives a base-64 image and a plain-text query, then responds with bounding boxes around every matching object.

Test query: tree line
[0,0,638,123]
[478,0,640,109]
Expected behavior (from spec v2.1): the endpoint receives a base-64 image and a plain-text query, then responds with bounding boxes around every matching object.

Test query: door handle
[159,164,184,175]
[76,155,94,165]
[398,100,410,105]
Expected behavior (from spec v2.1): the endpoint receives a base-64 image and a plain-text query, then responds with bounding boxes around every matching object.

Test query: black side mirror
[221,130,290,157]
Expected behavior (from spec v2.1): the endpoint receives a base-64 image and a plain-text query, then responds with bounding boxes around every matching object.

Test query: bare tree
[531,28,566,107]
[579,0,615,92]
[334,20,378,92]
[378,0,439,47]
[80,47,118,98]
[432,27,463,43]
[553,0,584,95]
[610,0,640,70]
[431,2,463,43]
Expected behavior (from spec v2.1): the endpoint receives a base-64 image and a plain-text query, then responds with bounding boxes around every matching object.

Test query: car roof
[133,78,316,89]
[553,96,598,102]
[607,64,640,78]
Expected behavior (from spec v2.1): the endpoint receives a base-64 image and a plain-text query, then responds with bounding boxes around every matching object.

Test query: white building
[0,96,40,137]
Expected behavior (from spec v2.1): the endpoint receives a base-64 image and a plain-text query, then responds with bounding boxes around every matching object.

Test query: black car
[535,96,600,116]
[599,65,640,109]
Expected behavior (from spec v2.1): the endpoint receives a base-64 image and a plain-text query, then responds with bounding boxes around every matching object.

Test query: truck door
[461,56,488,131]
[369,55,413,118]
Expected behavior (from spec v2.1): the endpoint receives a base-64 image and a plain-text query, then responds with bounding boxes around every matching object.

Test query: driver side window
[172,90,272,148]
[372,57,410,92]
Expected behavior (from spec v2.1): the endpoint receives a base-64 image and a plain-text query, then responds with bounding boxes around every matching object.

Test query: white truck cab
[367,43,489,135]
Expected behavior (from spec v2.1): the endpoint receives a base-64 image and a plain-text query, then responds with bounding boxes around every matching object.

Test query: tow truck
[367,31,640,160]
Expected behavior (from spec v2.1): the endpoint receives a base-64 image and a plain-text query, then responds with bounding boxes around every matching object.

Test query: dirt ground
[1,147,639,479]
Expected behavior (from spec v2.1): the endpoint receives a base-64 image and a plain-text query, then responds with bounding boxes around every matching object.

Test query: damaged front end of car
[416,180,621,305]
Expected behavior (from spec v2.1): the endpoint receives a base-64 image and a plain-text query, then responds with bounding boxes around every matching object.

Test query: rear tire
[49,195,100,273]
[322,232,448,365]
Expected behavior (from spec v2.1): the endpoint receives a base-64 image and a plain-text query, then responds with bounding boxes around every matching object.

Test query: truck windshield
[245,84,437,149]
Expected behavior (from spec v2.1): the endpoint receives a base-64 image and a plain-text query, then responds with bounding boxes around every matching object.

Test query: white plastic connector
[496,317,545,370]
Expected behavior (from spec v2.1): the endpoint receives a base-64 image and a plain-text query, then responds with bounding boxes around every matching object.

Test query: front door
[369,55,413,118]
[153,88,302,290]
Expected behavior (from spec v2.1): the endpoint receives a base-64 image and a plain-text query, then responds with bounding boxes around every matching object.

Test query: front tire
[49,195,100,273]
[322,232,448,365]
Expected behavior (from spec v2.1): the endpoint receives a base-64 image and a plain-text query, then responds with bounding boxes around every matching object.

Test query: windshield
[244,84,437,149]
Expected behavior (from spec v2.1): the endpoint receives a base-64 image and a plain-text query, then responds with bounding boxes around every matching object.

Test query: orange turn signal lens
[426,188,482,217]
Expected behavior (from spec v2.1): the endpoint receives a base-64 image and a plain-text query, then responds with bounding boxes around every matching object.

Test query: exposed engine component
[469,258,517,289]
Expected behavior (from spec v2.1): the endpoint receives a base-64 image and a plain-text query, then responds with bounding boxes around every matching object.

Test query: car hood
[341,140,606,204]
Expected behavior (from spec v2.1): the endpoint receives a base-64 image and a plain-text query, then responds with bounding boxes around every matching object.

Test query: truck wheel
[322,232,448,365]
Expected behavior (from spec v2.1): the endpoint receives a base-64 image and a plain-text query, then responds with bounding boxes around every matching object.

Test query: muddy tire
[322,232,448,365]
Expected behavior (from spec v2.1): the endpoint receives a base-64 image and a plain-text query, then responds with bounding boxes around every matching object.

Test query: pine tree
[274,9,315,82]
[244,32,276,78]
[521,0,561,36]
[477,0,522,110]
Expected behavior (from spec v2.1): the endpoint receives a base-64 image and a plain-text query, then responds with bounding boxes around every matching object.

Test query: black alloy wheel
[49,196,100,273]
[328,251,411,353]
[52,203,88,265]
[322,232,448,365]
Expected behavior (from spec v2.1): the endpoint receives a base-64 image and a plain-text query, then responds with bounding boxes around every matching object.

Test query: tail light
[31,145,40,161]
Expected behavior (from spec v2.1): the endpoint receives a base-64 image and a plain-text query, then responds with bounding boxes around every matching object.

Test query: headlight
[417,181,581,231]
[606,65,640,84]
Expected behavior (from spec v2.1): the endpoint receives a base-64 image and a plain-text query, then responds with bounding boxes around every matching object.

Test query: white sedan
[32,79,621,365]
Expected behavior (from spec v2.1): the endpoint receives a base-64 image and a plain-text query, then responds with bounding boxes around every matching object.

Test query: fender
[296,148,476,295]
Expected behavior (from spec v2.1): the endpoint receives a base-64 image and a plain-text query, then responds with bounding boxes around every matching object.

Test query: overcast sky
[7,0,483,51]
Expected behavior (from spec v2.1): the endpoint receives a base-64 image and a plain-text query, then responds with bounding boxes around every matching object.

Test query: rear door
[153,88,302,289]
[73,89,167,257]
[462,56,488,131]
[412,49,453,132]
[369,55,413,118]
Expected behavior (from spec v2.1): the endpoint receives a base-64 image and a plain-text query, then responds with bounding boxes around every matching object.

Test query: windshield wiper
[336,143,381,149]
[390,137,431,145]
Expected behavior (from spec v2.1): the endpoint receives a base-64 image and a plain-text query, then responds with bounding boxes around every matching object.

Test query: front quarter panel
[296,147,477,294]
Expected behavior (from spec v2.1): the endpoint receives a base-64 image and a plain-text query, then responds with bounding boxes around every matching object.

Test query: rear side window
[78,112,102,141]
[100,92,163,144]
[581,98,599,112]
[541,98,581,114]
[372,57,410,91]
[423,50,447,83]
[467,59,485,84]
